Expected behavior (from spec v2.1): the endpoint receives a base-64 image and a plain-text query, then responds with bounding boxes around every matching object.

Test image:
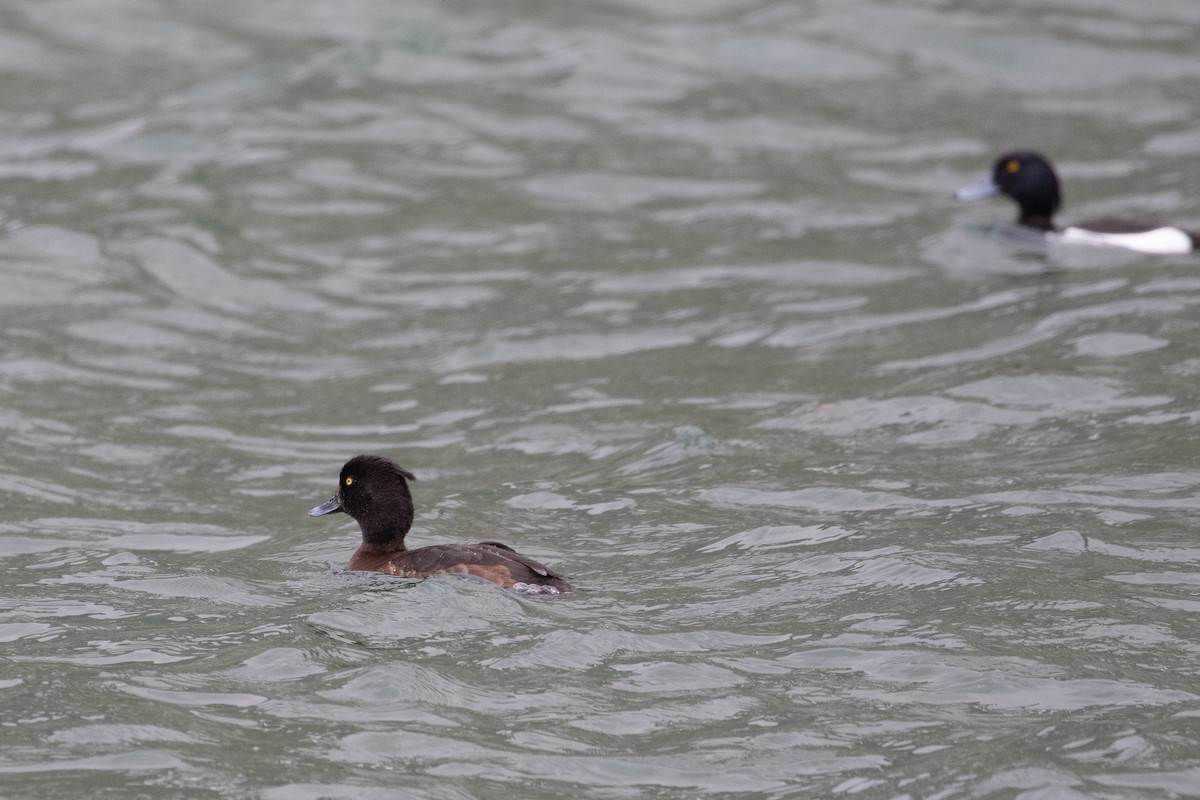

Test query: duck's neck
[356,507,413,553]
[1019,213,1056,232]
[355,536,408,555]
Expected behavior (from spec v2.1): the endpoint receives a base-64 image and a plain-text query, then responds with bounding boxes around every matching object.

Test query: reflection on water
[3,0,1200,797]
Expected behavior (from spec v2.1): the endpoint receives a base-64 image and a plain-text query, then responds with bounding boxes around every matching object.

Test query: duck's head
[310,454,416,545]
[957,150,1061,230]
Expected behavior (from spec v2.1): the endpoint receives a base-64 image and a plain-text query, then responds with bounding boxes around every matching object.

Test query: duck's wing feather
[1072,216,1164,234]
[1059,219,1196,254]
[398,542,572,590]
[1071,218,1199,251]
[477,541,564,579]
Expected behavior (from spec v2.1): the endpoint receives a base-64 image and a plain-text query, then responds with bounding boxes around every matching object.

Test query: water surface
[3,1,1200,798]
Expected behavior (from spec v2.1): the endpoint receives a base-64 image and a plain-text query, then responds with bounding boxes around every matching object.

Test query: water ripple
[5,1,1200,798]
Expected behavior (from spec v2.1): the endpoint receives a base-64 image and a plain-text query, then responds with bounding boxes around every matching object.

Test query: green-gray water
[3,1,1200,797]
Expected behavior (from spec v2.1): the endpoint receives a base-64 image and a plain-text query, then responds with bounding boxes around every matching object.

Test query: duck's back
[388,541,573,592]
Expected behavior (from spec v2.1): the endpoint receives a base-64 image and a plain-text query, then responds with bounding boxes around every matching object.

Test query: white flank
[1057,225,1193,255]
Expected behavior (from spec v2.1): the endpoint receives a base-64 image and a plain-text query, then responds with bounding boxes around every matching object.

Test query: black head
[992,151,1061,225]
[957,150,1062,231]
[309,455,417,546]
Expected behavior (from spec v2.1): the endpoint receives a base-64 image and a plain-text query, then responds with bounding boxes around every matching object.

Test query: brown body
[348,540,573,591]
[310,455,573,593]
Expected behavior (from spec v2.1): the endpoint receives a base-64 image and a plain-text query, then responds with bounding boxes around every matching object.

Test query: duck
[956,150,1199,254]
[309,454,573,593]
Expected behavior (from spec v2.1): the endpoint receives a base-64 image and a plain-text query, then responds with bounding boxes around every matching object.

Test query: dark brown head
[309,455,416,547]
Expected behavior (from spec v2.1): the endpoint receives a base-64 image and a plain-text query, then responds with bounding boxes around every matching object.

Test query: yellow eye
[1005,160,1020,174]
[344,476,354,487]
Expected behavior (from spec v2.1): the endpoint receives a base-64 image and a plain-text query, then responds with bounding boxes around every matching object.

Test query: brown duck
[309,455,573,593]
